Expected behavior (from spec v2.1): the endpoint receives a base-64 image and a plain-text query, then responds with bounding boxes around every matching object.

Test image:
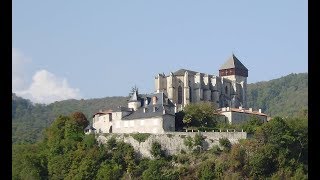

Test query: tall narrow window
[189,86,192,102]
[178,86,182,104]
[225,86,228,95]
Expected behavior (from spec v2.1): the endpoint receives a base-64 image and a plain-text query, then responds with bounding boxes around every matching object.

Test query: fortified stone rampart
[96,131,247,158]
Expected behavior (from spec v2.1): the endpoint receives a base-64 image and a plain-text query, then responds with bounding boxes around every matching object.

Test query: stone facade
[90,53,269,135]
[92,91,176,134]
[155,54,248,110]
[97,132,247,158]
[219,107,267,124]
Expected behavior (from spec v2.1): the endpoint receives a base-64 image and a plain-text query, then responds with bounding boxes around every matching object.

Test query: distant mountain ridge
[12,72,308,144]
[247,72,308,117]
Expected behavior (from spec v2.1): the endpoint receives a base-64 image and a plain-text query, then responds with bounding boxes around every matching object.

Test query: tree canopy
[182,102,218,128]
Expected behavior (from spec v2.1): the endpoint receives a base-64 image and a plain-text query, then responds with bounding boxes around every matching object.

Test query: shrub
[106,136,117,149]
[150,141,164,158]
[194,133,205,147]
[131,133,151,143]
[83,134,96,148]
[219,138,232,152]
[176,154,189,164]
[196,160,216,180]
[209,145,222,155]
[183,136,194,150]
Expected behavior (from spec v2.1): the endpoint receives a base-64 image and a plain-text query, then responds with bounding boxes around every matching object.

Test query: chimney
[152,96,157,105]
[249,108,253,112]
[226,107,230,111]
[239,106,242,110]
[145,99,149,107]
[259,109,262,113]
[174,103,177,113]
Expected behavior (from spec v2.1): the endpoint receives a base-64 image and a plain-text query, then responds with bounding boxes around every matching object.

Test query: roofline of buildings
[218,107,268,117]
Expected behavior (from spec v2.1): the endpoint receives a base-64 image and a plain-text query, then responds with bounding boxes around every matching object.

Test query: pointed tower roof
[129,90,139,102]
[220,54,248,71]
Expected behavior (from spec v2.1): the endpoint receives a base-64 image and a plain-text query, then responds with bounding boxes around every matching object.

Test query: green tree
[193,133,205,153]
[12,143,48,180]
[183,136,194,150]
[150,141,163,159]
[229,143,246,172]
[96,161,123,180]
[197,160,216,180]
[249,144,277,178]
[240,116,263,134]
[71,147,103,180]
[106,136,117,149]
[70,111,89,129]
[142,159,177,180]
[183,102,218,128]
[182,114,192,128]
[83,134,97,148]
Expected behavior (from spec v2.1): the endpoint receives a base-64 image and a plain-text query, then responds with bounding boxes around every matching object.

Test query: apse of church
[155,54,248,109]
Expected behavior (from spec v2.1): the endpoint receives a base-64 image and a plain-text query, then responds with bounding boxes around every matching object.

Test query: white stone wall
[221,111,267,124]
[93,107,175,134]
[93,114,112,133]
[112,117,168,134]
[128,101,141,111]
[96,132,247,158]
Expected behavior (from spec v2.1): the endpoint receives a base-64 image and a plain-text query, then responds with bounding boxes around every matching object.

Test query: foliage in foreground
[12,111,308,179]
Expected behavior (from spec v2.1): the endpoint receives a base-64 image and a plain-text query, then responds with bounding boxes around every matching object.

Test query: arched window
[178,86,182,104]
[189,86,192,102]
[225,86,228,95]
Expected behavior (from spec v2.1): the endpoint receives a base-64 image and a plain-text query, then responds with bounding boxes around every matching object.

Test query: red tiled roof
[218,108,268,116]
[92,109,113,117]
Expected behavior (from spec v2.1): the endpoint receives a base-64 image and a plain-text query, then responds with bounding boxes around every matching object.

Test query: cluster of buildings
[85,54,268,134]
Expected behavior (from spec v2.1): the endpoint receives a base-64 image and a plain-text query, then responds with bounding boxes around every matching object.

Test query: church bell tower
[219,54,248,107]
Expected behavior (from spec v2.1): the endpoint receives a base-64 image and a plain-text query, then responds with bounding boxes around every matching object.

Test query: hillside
[12,94,128,144]
[12,72,308,144]
[247,72,308,117]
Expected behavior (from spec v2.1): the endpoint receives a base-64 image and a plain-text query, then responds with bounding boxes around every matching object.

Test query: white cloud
[12,48,29,91]
[16,70,82,104]
[13,48,82,104]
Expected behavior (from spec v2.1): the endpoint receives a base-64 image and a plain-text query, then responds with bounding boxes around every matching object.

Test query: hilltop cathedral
[88,54,268,135]
[155,54,248,111]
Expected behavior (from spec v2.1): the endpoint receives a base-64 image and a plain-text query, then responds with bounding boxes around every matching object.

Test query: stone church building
[155,54,248,111]
[88,54,268,134]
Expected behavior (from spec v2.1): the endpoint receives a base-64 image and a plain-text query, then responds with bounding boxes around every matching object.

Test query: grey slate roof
[173,69,198,76]
[122,92,175,120]
[220,54,248,70]
[84,124,96,131]
[122,105,172,120]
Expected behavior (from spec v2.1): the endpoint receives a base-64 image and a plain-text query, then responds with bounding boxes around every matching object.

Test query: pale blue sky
[13,1,307,103]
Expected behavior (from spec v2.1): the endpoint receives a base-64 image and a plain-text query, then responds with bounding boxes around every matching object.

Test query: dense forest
[247,72,308,117]
[12,72,308,144]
